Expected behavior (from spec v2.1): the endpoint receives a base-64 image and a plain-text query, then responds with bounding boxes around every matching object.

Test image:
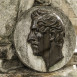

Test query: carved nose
[27,31,36,42]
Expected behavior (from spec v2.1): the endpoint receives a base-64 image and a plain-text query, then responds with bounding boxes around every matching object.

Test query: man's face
[27,19,51,56]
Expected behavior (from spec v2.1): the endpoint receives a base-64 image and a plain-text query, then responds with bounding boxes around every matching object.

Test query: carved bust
[27,9,65,71]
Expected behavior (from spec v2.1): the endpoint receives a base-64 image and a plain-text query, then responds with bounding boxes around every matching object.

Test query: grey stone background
[0,0,34,72]
[0,0,77,76]
[0,0,77,57]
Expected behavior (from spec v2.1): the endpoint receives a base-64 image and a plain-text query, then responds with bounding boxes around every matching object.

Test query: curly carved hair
[31,9,65,46]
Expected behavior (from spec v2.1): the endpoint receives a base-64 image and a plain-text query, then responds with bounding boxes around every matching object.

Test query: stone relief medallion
[14,6,76,72]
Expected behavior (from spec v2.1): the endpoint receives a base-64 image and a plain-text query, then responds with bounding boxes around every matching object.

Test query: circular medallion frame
[14,6,76,72]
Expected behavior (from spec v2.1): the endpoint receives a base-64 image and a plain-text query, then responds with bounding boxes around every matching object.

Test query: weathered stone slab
[0,0,18,37]
[14,6,76,72]
[66,0,77,17]
[0,66,77,77]
[18,0,34,19]
[0,0,34,37]
[0,0,34,72]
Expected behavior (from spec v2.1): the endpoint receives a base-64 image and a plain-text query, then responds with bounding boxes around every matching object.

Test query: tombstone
[14,6,76,72]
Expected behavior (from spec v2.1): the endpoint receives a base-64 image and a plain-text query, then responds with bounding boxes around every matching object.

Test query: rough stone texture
[18,0,34,19]
[0,0,76,75]
[0,0,18,37]
[53,0,77,35]
[0,66,77,77]
[0,0,34,37]
[66,0,77,17]
[14,6,76,72]
[0,0,34,60]
[0,0,34,72]
[0,54,77,75]
[35,0,77,36]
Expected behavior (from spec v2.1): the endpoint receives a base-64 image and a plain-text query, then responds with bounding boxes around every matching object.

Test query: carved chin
[32,47,43,56]
[32,49,39,56]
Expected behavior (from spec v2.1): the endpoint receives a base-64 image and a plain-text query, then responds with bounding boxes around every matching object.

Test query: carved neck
[43,41,64,71]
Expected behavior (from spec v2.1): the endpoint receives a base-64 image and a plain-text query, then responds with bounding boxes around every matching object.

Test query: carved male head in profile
[27,9,65,70]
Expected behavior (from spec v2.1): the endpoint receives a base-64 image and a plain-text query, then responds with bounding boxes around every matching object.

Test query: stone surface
[0,0,76,74]
[35,0,77,28]
[66,0,77,17]
[0,66,77,77]
[18,0,34,19]
[14,6,76,72]
[0,0,18,37]
[0,54,77,75]
[0,0,34,37]
[51,0,77,32]
[0,0,34,72]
